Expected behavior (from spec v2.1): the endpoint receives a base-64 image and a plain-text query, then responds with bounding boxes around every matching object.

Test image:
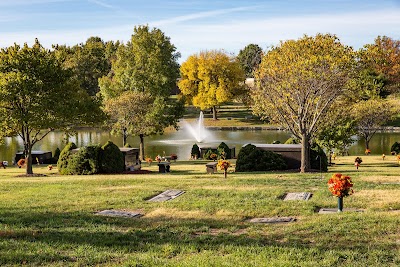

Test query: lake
[1,129,400,163]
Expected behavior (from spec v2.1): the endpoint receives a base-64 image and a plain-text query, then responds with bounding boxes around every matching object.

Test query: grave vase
[337,197,343,212]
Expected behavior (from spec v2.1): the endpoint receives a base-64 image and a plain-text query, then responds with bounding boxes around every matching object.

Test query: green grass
[0,156,399,266]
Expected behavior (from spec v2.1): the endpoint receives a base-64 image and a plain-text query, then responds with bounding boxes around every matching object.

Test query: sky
[1,0,400,62]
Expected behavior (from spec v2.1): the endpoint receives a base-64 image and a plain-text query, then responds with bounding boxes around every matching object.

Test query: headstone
[249,217,296,223]
[381,182,400,185]
[147,189,185,202]
[318,208,364,214]
[283,192,312,201]
[96,210,143,218]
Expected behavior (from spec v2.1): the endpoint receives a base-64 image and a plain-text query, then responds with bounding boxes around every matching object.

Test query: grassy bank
[0,156,399,266]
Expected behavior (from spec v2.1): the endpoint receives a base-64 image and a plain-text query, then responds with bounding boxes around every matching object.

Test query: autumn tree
[178,50,245,120]
[99,25,183,159]
[359,36,400,95]
[236,44,263,78]
[0,40,105,175]
[252,34,354,172]
[352,99,398,150]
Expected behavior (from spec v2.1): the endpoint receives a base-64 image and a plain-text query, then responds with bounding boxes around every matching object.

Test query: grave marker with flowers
[217,160,231,178]
[327,173,354,212]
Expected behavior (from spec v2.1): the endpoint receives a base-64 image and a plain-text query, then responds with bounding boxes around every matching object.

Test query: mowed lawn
[0,156,399,266]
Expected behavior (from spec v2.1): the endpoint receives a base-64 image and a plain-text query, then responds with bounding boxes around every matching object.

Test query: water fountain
[181,111,210,143]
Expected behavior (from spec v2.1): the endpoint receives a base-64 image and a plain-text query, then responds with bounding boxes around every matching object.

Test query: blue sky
[1,0,400,62]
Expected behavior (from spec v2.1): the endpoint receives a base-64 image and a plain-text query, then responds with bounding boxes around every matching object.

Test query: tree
[0,40,105,175]
[54,37,118,96]
[359,36,400,95]
[99,25,184,160]
[352,99,398,150]
[178,50,245,120]
[104,91,183,159]
[236,44,263,78]
[252,34,354,172]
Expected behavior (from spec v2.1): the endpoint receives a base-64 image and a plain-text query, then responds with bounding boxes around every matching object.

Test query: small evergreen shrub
[52,147,61,164]
[235,144,287,172]
[191,144,201,159]
[57,142,77,175]
[217,142,231,159]
[284,137,300,144]
[100,141,124,173]
[66,145,101,175]
[391,141,400,154]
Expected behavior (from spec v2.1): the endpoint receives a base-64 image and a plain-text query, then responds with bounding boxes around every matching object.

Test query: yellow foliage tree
[253,34,355,172]
[178,50,245,120]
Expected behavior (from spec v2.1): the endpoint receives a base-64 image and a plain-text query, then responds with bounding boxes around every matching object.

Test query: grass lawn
[0,156,399,266]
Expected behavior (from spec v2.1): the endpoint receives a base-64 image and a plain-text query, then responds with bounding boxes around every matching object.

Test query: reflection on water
[1,129,400,162]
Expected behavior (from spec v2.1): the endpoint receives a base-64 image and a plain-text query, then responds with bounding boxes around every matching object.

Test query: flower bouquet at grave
[354,157,362,169]
[145,157,153,166]
[170,154,178,161]
[327,173,354,212]
[365,149,371,155]
[17,159,26,168]
[217,159,231,178]
[397,155,400,165]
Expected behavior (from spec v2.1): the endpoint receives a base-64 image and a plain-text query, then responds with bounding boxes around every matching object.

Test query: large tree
[252,34,354,172]
[236,44,263,78]
[0,40,105,175]
[359,36,400,95]
[178,50,245,120]
[99,25,183,159]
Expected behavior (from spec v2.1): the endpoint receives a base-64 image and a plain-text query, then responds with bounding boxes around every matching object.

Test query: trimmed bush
[57,142,77,175]
[285,137,300,144]
[391,142,400,154]
[191,144,201,159]
[217,142,231,159]
[100,141,124,173]
[66,145,101,175]
[235,144,287,172]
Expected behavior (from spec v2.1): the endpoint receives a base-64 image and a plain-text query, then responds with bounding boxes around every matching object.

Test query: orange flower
[327,173,354,197]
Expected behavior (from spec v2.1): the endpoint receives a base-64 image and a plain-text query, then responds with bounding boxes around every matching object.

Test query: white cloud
[87,0,115,10]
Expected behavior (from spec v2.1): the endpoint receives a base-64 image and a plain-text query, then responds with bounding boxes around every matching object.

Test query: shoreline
[204,126,400,132]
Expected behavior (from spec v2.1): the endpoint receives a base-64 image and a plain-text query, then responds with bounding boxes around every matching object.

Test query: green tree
[0,40,105,175]
[99,26,183,160]
[236,44,263,78]
[178,50,245,120]
[252,34,354,172]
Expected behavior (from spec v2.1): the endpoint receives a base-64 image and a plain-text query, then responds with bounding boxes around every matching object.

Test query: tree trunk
[139,134,145,161]
[300,133,310,173]
[25,144,33,175]
[212,106,218,120]
[122,127,128,147]
[365,137,370,150]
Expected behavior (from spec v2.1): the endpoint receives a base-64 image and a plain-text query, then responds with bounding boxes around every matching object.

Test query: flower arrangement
[217,159,231,178]
[48,165,53,170]
[365,149,371,155]
[170,154,178,161]
[155,155,162,162]
[354,157,362,170]
[382,154,386,160]
[397,155,400,165]
[17,159,26,168]
[145,157,153,166]
[328,173,354,198]
[327,173,354,212]
[210,153,218,161]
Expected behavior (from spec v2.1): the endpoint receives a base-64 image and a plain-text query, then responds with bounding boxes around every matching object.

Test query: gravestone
[318,208,364,214]
[147,189,185,202]
[96,210,143,218]
[381,182,400,185]
[249,217,296,223]
[283,192,312,201]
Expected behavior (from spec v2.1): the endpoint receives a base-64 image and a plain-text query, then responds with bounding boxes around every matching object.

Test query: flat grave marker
[249,217,296,224]
[147,189,185,202]
[96,210,143,218]
[318,208,364,214]
[283,192,312,201]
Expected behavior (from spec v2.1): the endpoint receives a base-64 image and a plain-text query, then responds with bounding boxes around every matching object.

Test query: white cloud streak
[87,0,115,10]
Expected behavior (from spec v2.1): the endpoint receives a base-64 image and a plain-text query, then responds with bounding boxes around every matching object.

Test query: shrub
[57,142,77,175]
[391,142,400,154]
[310,144,328,172]
[235,144,287,172]
[191,144,201,159]
[100,141,125,173]
[52,147,61,164]
[285,137,300,144]
[217,142,231,159]
[66,145,101,175]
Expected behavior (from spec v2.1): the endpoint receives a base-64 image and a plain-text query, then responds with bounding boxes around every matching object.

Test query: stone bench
[158,162,171,173]
[206,162,218,174]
